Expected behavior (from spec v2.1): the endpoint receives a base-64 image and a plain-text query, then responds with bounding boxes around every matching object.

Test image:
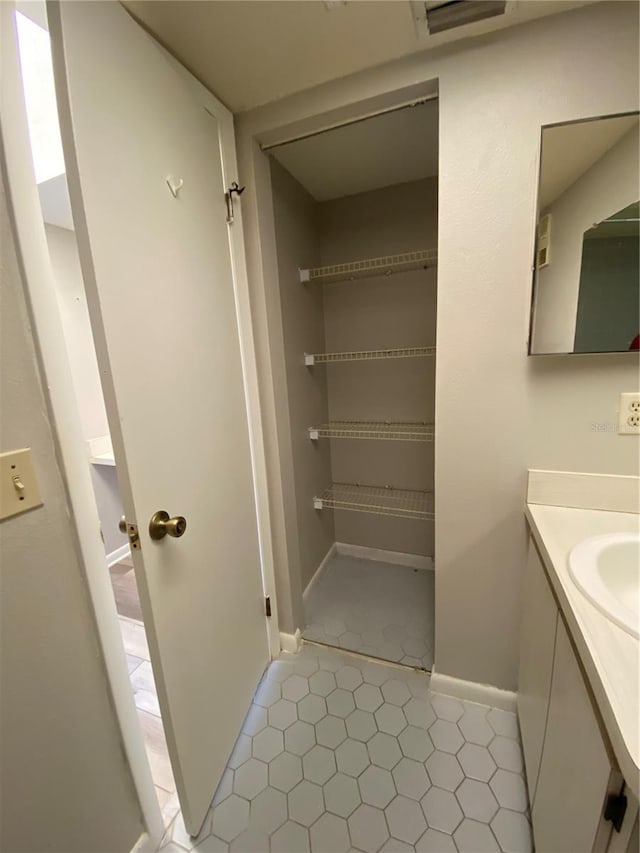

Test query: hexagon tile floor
[161,643,532,853]
[302,555,435,671]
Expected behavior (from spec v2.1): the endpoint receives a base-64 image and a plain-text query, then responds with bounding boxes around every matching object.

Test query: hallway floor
[303,555,435,671]
[162,643,532,853]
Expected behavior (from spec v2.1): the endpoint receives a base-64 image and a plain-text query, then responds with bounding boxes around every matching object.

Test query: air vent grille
[414,1,507,36]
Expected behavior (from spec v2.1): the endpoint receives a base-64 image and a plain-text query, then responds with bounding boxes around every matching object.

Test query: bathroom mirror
[529,112,639,355]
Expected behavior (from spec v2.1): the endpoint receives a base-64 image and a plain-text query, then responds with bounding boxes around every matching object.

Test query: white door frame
[1,3,279,850]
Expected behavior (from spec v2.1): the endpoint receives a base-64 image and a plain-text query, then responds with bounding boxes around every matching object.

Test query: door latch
[225,181,245,224]
[119,516,141,550]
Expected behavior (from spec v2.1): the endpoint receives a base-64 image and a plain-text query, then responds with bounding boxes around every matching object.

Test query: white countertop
[87,435,116,466]
[525,503,640,798]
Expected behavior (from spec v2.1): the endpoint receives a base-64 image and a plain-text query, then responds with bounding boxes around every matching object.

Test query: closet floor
[303,554,435,671]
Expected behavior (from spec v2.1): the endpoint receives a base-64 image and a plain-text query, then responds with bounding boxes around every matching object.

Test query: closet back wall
[270,159,335,591]
[319,178,437,556]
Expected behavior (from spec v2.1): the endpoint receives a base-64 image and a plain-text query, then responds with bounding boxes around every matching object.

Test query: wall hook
[166,175,184,198]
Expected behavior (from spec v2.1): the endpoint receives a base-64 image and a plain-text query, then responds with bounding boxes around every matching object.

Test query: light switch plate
[618,392,640,435]
[0,448,43,520]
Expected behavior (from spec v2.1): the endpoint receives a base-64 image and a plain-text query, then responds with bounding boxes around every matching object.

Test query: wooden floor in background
[109,557,143,622]
[109,557,179,826]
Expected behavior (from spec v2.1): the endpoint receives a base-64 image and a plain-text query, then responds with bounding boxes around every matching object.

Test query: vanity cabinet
[533,616,620,852]
[519,537,634,852]
[518,540,558,802]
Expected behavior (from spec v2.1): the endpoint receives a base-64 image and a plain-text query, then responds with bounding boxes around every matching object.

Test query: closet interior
[268,99,439,671]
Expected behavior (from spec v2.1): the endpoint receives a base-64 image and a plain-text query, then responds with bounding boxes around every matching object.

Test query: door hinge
[225,181,245,224]
[265,596,272,617]
[604,792,628,832]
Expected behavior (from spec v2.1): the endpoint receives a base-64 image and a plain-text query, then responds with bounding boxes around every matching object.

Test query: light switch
[0,448,43,520]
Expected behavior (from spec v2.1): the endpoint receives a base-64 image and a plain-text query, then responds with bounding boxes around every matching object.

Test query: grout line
[302,639,432,676]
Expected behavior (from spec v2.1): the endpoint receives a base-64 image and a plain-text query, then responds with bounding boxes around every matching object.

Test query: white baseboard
[336,542,434,571]
[430,670,517,712]
[303,544,337,602]
[280,629,302,654]
[130,831,159,853]
[106,543,131,568]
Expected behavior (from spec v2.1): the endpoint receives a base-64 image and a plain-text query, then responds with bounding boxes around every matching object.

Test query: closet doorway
[268,99,438,671]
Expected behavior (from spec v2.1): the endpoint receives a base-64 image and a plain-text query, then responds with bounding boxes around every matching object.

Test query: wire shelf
[313,482,434,521]
[309,421,434,442]
[299,249,437,284]
[305,346,435,365]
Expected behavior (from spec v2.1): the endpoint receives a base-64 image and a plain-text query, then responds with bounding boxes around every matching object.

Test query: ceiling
[123,1,593,114]
[270,98,438,201]
[539,114,639,209]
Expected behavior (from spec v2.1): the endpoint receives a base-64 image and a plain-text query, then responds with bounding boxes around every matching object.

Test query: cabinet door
[533,617,615,853]
[518,538,558,804]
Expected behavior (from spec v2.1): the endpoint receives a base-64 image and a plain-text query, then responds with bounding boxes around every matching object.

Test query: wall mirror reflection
[529,112,639,355]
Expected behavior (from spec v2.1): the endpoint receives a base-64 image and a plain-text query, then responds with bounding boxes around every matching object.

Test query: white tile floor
[161,643,532,853]
[303,555,435,670]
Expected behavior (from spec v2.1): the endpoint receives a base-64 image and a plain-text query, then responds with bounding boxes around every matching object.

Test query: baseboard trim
[430,671,517,712]
[106,543,131,568]
[280,629,302,654]
[130,831,158,853]
[336,542,433,571]
[303,543,337,602]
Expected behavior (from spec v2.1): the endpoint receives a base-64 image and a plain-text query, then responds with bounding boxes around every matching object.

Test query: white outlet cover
[618,392,640,435]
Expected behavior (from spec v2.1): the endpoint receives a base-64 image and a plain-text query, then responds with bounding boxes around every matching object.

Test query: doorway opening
[14,3,178,827]
[266,98,439,670]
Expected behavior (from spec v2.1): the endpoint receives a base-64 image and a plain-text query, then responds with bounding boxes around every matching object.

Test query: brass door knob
[149,510,187,541]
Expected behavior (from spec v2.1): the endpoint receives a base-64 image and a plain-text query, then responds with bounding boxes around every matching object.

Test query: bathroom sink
[569,533,639,639]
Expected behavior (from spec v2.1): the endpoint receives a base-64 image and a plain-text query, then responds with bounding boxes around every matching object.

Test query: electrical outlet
[618,393,640,435]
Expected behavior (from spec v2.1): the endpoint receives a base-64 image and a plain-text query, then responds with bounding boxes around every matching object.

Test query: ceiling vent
[412,1,507,36]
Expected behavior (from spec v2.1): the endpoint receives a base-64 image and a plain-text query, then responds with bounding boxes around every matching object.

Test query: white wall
[0,176,142,852]
[270,158,335,591]
[533,123,639,353]
[45,223,108,440]
[237,1,640,690]
[45,223,127,556]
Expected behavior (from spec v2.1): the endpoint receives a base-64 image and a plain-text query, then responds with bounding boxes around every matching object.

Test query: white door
[48,1,270,834]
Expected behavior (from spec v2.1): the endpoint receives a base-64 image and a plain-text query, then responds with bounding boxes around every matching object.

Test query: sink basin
[569,533,639,639]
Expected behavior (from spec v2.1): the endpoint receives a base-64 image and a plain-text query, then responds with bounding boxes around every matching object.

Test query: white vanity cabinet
[519,537,635,853]
[518,540,558,803]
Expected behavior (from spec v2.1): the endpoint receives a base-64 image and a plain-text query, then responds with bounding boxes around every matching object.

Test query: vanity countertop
[525,502,640,798]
